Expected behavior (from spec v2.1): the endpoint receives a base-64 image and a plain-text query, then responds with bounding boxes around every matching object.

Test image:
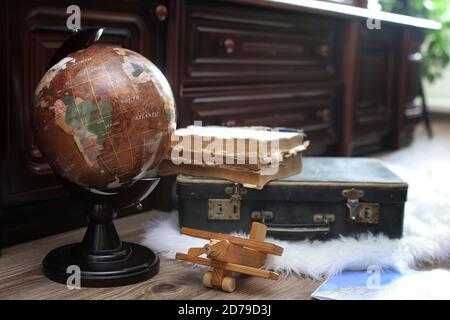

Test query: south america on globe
[33,46,176,191]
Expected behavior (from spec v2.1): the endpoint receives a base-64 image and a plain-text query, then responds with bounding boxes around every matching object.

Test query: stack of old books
[158,125,308,189]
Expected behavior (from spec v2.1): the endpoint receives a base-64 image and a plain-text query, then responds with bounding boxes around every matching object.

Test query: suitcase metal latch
[343,188,379,224]
[208,183,246,220]
[251,210,274,222]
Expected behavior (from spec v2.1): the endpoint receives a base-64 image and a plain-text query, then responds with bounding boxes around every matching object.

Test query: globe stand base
[43,242,159,288]
[42,201,159,288]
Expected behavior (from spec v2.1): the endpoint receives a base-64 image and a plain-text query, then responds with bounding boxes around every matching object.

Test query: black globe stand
[40,28,161,287]
[43,180,160,288]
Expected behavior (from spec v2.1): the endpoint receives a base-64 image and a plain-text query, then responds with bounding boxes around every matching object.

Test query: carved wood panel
[354,26,400,133]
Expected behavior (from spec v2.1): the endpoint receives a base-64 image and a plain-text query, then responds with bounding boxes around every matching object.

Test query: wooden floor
[0,211,321,300]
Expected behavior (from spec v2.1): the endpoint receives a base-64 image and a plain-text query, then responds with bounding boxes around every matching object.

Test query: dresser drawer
[183,2,341,86]
[181,83,339,147]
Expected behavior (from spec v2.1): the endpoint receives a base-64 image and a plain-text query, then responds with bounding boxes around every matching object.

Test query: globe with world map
[33,46,176,191]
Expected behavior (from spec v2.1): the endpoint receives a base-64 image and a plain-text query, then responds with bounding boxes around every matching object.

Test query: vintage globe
[33,46,176,191]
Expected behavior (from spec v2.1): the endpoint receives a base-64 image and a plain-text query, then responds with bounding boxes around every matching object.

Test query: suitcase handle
[266,223,330,235]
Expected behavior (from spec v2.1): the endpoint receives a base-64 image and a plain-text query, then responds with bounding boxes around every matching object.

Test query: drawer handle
[316,108,332,122]
[222,119,237,126]
[155,4,168,21]
[222,38,236,54]
[252,212,333,236]
[266,224,330,234]
[317,44,329,58]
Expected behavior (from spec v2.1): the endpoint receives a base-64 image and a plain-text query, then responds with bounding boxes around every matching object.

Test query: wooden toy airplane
[175,222,283,293]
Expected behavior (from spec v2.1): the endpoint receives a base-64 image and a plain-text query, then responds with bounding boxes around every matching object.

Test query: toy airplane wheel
[202,271,213,288]
[221,276,236,293]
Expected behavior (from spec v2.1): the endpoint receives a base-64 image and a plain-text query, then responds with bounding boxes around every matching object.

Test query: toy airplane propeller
[176,222,284,292]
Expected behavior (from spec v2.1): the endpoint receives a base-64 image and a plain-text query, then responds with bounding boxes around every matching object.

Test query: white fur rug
[142,161,450,279]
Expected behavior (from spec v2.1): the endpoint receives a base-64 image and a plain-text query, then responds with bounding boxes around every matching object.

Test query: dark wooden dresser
[0,0,436,248]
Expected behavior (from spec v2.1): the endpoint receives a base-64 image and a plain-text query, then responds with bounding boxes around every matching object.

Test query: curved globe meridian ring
[33,46,176,192]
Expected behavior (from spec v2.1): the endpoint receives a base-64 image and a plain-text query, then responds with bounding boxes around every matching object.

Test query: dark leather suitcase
[176,157,408,240]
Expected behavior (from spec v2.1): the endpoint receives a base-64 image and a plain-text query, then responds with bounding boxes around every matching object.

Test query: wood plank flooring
[0,211,321,300]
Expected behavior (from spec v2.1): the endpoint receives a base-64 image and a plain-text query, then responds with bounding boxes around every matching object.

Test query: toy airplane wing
[180,227,283,256]
[175,253,279,280]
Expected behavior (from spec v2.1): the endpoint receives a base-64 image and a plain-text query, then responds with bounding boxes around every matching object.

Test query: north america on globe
[33,46,176,190]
